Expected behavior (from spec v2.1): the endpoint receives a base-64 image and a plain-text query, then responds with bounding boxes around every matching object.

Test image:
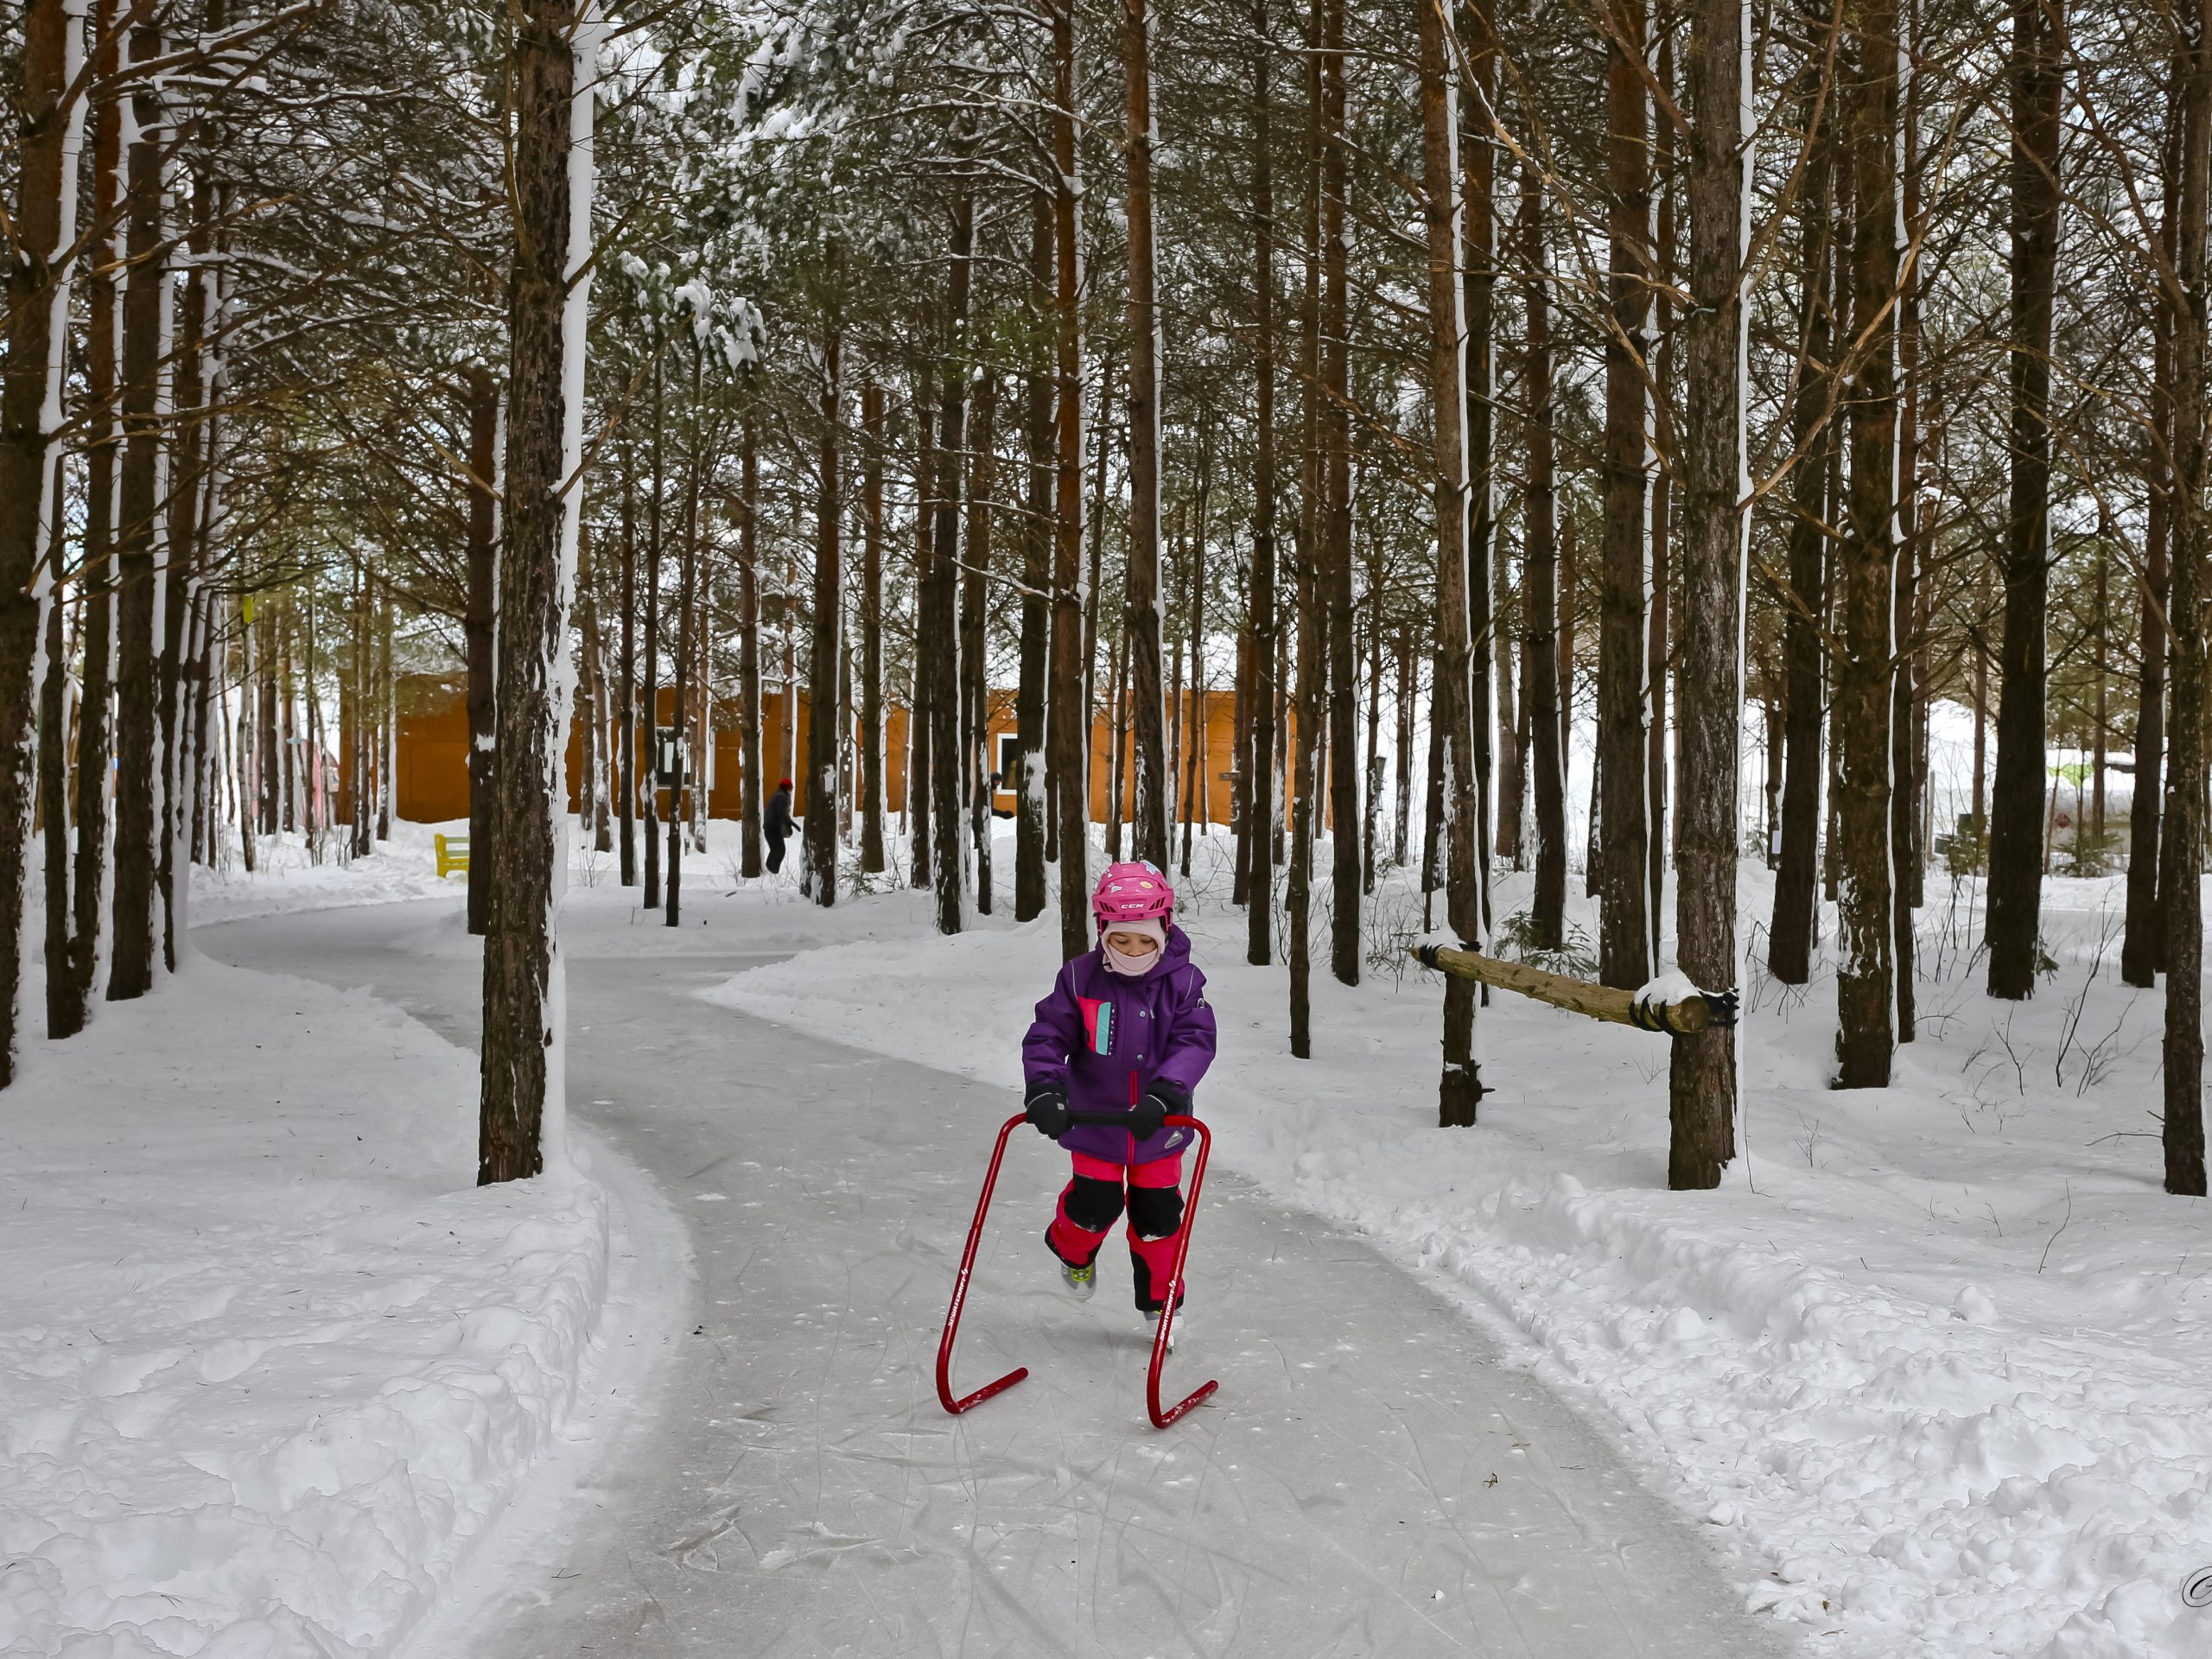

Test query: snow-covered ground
[706,835,2212,1659]
[188,821,469,927]
[0,934,622,1656]
[22,795,2200,1657]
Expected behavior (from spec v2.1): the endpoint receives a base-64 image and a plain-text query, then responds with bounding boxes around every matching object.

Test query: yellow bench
[435,834,470,879]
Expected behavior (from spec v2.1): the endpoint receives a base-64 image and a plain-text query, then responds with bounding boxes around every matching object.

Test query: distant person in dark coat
[766,778,795,874]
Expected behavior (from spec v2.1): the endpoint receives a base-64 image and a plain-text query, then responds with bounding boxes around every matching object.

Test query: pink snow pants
[1046,1151,1187,1311]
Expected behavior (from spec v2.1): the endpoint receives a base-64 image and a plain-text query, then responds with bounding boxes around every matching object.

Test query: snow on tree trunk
[1669,0,1750,1189]
[109,21,172,1005]
[480,0,597,1185]
[3,0,88,1067]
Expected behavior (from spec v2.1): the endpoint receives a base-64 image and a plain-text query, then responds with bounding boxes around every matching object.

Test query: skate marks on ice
[200,903,1789,1659]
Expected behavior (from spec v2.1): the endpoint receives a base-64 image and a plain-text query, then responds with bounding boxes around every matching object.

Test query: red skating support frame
[1145,1114,1217,1427]
[935,1110,1217,1428]
[935,1114,1033,1414]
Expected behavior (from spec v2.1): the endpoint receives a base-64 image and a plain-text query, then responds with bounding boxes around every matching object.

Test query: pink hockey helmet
[1092,861,1174,930]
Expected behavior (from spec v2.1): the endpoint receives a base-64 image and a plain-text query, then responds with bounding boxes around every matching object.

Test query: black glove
[1129,1078,1192,1141]
[1024,1083,1071,1140]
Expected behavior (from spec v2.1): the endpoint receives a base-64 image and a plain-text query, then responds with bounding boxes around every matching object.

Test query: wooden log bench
[1409,943,1738,1035]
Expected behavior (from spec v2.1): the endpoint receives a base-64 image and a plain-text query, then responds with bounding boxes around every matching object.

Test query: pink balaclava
[1101,916,1167,976]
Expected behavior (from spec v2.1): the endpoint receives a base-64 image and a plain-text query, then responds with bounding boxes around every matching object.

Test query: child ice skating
[1021,861,1217,1335]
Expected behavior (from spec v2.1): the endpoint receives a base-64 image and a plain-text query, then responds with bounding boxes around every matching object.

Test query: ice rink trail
[203,902,1794,1659]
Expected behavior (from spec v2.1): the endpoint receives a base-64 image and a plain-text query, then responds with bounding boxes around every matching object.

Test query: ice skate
[1060,1257,1096,1300]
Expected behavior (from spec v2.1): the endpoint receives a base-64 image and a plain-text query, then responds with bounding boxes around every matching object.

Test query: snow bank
[0,959,613,1658]
[702,847,2212,1659]
[191,822,467,926]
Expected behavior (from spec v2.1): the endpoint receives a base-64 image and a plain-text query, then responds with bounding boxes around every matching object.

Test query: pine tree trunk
[861,385,887,875]
[618,459,638,885]
[378,582,396,844]
[739,410,764,877]
[1288,0,1323,1054]
[1464,4,1500,947]
[2162,0,2211,1197]
[465,368,500,934]
[1248,9,1280,965]
[807,323,842,906]
[72,16,121,1018]
[1394,625,1415,868]
[2126,101,2181,985]
[1597,0,1654,991]
[1649,45,1679,942]
[5,0,86,1060]
[963,374,996,913]
[108,18,168,1004]
[929,182,973,936]
[911,366,936,892]
[1422,0,1480,1116]
[575,539,610,858]
[1123,0,1170,868]
[1320,0,1359,988]
[1835,0,1899,1087]
[1522,162,1567,950]
[481,0,594,1185]
[576,536,603,857]
[1986,0,2063,1001]
[40,464,73,1039]
[1052,4,1091,959]
[1668,0,1746,1188]
[1770,90,1835,986]
[1107,611,1129,857]
[160,187,212,968]
[1015,193,1053,920]
[665,360,702,924]
[1493,543,1522,868]
[2122,296,2171,984]
[1891,524,1918,1039]
[642,344,664,906]
[1185,493,1210,880]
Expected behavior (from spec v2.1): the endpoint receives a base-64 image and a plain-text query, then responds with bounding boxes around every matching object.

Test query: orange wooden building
[391,673,1260,829]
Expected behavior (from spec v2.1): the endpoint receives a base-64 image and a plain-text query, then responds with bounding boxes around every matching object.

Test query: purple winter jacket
[1022,925,1217,1165]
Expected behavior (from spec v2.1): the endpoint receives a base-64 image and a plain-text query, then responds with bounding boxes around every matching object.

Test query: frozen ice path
[204,901,1791,1659]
